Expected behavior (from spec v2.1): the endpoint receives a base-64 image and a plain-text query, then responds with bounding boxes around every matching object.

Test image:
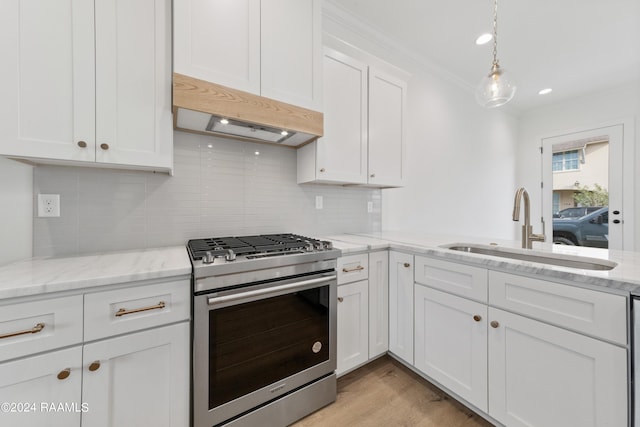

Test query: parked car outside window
[553,207,609,248]
[552,206,603,219]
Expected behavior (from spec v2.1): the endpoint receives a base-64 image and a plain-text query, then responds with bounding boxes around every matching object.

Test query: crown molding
[322,0,475,93]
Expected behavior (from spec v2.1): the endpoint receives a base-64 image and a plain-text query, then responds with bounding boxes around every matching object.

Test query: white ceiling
[328,0,640,114]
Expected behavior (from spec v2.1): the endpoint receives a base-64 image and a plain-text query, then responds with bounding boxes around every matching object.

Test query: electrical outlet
[367,202,373,213]
[38,194,60,217]
[315,195,323,210]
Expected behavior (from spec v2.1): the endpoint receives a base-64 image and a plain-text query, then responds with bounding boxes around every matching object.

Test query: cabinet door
[173,0,260,95]
[488,307,627,427]
[314,48,368,184]
[369,251,389,358]
[81,322,189,427]
[368,67,406,187]
[0,346,82,427]
[388,251,414,364]
[95,0,172,169]
[261,0,322,111]
[0,0,95,161]
[337,280,369,376]
[414,285,488,412]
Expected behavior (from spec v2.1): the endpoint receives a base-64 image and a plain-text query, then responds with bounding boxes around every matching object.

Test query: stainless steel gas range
[187,234,341,427]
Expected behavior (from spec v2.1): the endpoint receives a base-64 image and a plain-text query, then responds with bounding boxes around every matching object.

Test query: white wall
[518,82,639,250]
[324,4,520,240]
[0,157,32,265]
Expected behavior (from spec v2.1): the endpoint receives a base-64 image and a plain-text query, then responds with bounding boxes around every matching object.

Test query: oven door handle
[207,274,336,307]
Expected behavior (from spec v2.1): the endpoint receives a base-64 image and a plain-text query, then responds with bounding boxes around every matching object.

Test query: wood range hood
[172,73,323,147]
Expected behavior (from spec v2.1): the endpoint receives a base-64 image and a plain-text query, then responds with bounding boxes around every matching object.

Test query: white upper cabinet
[0,0,173,172]
[368,68,406,187]
[0,0,95,163]
[173,0,260,95]
[94,0,173,170]
[174,0,322,111]
[297,44,407,187]
[261,0,322,111]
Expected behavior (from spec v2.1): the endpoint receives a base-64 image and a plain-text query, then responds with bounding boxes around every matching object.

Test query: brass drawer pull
[490,320,500,329]
[338,297,344,303]
[473,315,482,322]
[77,140,87,148]
[0,322,45,340]
[403,263,410,268]
[342,265,364,273]
[88,361,101,372]
[115,301,166,318]
[100,143,109,150]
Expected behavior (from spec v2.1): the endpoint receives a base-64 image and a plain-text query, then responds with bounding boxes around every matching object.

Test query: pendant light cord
[492,0,499,67]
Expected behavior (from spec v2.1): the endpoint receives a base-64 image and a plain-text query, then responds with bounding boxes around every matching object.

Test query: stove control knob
[303,241,315,252]
[322,241,333,250]
[202,251,214,264]
[225,249,236,262]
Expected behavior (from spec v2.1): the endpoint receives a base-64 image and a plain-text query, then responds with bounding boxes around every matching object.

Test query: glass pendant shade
[475,63,516,108]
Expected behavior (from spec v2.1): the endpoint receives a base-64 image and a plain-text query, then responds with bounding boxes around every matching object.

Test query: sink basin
[440,243,617,271]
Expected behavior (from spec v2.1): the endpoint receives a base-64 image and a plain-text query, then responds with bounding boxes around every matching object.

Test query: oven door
[193,272,337,427]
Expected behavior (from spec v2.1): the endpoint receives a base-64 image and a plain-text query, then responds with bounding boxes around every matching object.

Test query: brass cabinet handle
[0,322,45,340]
[319,168,325,172]
[490,320,500,329]
[57,368,71,380]
[403,263,410,268]
[88,361,101,372]
[338,297,344,303]
[100,143,109,150]
[342,265,364,273]
[370,173,375,178]
[115,301,165,317]
[473,315,482,322]
[77,140,87,148]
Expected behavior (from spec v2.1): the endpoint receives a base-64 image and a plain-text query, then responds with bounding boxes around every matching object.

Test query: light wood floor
[292,356,495,427]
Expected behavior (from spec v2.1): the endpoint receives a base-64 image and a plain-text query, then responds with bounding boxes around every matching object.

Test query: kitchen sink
[440,243,617,271]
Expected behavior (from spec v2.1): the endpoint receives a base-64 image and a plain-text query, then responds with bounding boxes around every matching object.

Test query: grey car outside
[552,207,609,248]
[553,206,603,219]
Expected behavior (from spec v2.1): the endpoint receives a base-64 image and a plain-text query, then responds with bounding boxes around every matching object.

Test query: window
[552,192,560,215]
[552,150,579,172]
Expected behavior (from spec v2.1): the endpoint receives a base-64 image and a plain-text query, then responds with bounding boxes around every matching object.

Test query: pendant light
[475,0,516,108]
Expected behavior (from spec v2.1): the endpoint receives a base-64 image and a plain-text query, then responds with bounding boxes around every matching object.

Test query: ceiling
[328,0,640,114]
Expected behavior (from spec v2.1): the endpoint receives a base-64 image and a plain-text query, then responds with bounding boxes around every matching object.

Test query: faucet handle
[530,233,546,243]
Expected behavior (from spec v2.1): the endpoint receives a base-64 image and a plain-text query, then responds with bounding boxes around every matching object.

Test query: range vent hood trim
[172,73,323,147]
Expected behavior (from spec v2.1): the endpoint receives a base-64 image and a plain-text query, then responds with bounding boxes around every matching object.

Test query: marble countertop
[325,231,640,295]
[0,246,192,301]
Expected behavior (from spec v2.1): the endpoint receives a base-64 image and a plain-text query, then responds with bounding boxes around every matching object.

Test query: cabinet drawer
[0,295,83,362]
[414,256,488,303]
[489,271,627,345]
[338,254,369,285]
[84,279,190,341]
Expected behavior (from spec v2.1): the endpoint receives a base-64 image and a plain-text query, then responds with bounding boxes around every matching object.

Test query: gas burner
[187,233,333,262]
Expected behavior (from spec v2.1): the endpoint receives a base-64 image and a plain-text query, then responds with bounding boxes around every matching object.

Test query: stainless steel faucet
[512,187,545,249]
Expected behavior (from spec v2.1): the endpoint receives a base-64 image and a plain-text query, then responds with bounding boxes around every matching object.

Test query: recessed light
[220,118,229,124]
[281,130,289,136]
[538,88,553,95]
[476,33,493,45]
[254,151,260,156]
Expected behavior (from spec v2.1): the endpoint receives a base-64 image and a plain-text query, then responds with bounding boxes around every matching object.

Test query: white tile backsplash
[33,131,381,256]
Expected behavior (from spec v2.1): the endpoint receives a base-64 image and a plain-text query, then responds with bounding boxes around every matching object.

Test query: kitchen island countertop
[325,231,640,295]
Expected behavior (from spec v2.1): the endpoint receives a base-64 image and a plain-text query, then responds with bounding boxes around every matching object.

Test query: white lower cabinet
[0,346,83,427]
[488,307,627,427]
[412,259,628,427]
[337,280,369,376]
[414,285,488,412]
[368,251,389,358]
[389,251,414,364]
[82,323,189,427]
[0,278,190,426]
